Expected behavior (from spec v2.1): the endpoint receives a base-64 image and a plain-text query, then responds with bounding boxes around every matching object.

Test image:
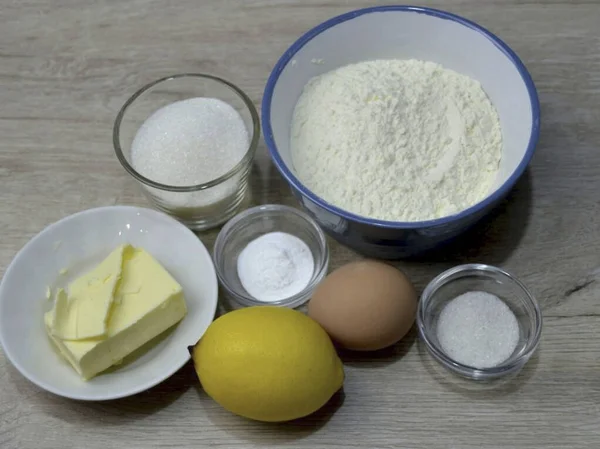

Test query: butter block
[45,245,187,380]
[50,288,74,336]
[52,245,125,340]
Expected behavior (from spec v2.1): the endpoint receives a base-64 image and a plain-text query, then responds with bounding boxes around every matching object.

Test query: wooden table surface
[2,0,600,447]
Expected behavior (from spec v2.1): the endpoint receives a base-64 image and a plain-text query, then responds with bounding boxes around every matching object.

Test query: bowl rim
[113,73,260,193]
[416,263,543,379]
[0,205,218,400]
[261,5,541,229]
[212,204,330,308]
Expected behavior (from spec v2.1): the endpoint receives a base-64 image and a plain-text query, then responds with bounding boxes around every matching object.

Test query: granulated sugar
[436,291,520,369]
[131,97,248,207]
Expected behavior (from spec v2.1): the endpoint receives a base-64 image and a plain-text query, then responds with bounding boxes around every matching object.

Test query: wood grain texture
[2,0,600,447]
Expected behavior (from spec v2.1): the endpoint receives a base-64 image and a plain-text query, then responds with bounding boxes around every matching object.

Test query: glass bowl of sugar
[213,204,329,309]
[417,264,542,381]
[113,73,259,230]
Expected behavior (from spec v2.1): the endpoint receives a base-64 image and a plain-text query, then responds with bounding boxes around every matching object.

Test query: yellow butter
[52,245,125,340]
[50,288,74,336]
[45,245,187,380]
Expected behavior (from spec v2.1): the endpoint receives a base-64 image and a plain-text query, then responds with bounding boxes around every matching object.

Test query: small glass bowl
[417,264,542,381]
[213,204,329,309]
[113,73,259,231]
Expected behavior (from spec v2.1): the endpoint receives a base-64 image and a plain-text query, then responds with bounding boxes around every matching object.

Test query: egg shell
[308,260,417,351]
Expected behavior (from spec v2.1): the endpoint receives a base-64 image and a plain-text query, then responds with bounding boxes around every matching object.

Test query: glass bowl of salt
[113,73,260,230]
[213,204,329,309]
[417,264,542,381]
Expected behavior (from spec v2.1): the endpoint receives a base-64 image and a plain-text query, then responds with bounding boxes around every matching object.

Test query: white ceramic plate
[0,206,218,400]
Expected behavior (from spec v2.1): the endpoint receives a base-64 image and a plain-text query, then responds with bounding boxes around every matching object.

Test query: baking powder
[236,232,314,303]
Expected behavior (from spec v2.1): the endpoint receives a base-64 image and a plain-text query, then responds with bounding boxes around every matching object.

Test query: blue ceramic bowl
[262,6,540,259]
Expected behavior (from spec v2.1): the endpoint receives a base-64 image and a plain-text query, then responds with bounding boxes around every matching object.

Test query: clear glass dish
[213,204,329,309]
[417,264,542,381]
[113,73,259,231]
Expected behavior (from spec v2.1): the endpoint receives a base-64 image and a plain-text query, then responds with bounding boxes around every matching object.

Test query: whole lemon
[191,306,344,422]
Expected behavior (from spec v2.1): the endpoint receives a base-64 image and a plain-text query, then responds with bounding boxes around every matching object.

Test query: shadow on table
[406,169,534,267]
[338,326,417,368]
[34,361,197,424]
[202,387,345,445]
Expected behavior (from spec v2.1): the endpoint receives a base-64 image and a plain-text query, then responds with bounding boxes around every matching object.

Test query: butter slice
[50,288,74,336]
[52,245,125,340]
[45,245,187,380]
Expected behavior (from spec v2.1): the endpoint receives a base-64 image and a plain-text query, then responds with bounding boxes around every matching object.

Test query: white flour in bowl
[290,59,502,222]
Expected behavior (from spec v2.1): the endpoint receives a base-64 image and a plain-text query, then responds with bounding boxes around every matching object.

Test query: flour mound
[290,59,502,222]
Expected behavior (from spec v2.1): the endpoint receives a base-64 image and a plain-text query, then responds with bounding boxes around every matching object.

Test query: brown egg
[308,260,417,351]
